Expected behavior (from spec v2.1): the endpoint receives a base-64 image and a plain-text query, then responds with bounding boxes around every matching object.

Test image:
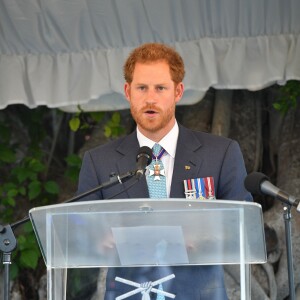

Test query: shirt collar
[137,121,179,158]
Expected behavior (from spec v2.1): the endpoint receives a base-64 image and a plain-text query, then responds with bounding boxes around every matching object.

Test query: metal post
[283,205,296,300]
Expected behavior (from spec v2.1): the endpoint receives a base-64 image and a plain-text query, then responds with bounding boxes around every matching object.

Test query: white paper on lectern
[112,226,189,266]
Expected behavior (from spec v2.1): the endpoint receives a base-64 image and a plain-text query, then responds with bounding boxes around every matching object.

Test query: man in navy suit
[77,43,252,299]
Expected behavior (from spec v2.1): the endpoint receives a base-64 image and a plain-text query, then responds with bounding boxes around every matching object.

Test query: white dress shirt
[137,121,179,197]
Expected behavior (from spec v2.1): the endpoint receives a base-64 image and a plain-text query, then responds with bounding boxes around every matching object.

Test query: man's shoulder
[87,136,124,153]
[179,125,235,147]
[85,131,137,156]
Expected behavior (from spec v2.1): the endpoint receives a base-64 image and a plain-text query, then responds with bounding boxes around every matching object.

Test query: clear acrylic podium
[29,199,266,300]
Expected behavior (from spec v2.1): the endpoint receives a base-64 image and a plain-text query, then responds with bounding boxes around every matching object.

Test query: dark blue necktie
[147,143,167,199]
[146,143,167,300]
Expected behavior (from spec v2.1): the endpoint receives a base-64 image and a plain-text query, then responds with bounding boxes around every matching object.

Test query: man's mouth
[145,110,157,115]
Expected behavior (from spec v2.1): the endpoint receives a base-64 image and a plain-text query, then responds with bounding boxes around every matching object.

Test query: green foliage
[104,112,125,138]
[0,123,16,164]
[9,223,41,280]
[274,80,300,115]
[0,144,16,163]
[68,106,125,139]
[0,106,60,279]
[69,106,105,132]
[64,154,82,182]
[16,223,40,268]
[69,116,81,131]
[2,156,60,205]
[0,105,125,285]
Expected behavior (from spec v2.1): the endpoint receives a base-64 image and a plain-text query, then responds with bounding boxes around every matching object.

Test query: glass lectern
[29,199,266,300]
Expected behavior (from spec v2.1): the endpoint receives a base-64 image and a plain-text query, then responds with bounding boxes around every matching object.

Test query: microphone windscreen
[244,172,269,195]
[136,146,152,166]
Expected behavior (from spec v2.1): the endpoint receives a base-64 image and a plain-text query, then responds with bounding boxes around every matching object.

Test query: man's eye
[157,86,165,91]
[138,86,146,91]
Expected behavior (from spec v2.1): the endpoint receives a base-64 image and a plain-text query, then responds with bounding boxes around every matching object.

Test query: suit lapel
[170,125,203,198]
[115,131,149,199]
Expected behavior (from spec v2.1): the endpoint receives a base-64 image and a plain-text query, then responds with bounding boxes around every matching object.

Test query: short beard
[131,104,175,133]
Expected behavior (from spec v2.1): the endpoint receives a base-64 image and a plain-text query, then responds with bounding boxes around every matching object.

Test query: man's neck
[137,121,179,154]
[137,120,176,143]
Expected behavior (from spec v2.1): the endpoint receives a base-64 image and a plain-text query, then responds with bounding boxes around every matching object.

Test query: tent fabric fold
[0,0,299,111]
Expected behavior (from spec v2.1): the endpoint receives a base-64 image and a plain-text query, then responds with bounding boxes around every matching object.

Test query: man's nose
[145,89,157,104]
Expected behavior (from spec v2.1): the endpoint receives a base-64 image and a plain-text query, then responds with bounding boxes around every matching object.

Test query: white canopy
[0,0,299,111]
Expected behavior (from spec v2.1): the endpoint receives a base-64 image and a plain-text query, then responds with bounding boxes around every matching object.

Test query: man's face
[124,61,184,140]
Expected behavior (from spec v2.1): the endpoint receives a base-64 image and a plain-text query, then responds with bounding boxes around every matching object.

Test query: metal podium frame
[29,199,267,300]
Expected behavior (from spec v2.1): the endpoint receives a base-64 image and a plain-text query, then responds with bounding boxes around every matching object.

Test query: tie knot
[152,144,166,160]
[152,143,162,156]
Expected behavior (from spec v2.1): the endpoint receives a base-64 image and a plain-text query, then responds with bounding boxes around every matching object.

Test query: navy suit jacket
[77,125,252,299]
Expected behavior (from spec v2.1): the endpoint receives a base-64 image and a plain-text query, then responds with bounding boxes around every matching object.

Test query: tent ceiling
[0,0,299,111]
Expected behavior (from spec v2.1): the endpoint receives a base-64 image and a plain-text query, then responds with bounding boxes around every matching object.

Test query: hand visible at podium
[185,236,197,252]
[98,232,115,254]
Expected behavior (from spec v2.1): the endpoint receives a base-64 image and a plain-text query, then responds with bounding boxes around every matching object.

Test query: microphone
[244,172,300,212]
[135,146,152,179]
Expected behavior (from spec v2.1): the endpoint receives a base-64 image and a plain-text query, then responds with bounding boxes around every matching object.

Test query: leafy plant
[10,223,41,279]
[104,112,125,138]
[69,107,125,138]
[274,80,300,114]
[64,154,82,182]
[0,105,125,294]
[0,106,60,280]
[69,106,105,132]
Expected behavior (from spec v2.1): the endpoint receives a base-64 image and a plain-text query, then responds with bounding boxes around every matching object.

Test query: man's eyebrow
[133,82,169,86]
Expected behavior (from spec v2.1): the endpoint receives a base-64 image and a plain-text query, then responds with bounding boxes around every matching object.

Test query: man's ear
[124,82,131,101]
[175,82,184,103]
